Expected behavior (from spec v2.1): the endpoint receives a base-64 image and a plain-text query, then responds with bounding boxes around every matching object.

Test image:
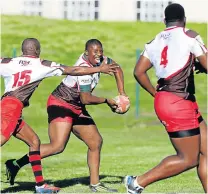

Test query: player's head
[21,38,41,57]
[164,3,186,26]
[85,39,103,66]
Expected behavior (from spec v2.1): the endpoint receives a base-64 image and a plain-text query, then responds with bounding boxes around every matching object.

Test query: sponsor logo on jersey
[160,33,171,40]
[19,60,31,66]
[81,79,91,84]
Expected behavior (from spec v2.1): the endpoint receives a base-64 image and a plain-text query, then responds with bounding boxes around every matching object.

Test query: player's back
[0,56,63,106]
[145,27,196,79]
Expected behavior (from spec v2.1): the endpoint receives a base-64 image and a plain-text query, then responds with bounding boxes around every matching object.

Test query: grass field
[0,15,207,193]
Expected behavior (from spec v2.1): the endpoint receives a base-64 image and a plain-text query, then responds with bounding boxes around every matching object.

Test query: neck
[166,21,184,28]
[22,53,39,57]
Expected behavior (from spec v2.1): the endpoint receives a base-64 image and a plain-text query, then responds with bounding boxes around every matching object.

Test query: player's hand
[194,61,207,74]
[106,98,118,112]
[99,58,119,75]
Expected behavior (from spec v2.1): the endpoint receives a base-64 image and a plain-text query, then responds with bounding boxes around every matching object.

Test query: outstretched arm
[134,55,156,97]
[61,61,118,76]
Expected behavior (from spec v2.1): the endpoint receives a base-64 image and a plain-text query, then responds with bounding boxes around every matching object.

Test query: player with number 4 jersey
[0,38,117,193]
[125,3,207,194]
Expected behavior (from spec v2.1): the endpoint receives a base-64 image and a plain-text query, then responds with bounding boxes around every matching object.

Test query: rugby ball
[114,95,130,114]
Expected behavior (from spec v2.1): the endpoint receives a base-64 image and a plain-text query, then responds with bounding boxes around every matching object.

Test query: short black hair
[21,38,40,53]
[85,39,102,50]
[165,3,185,22]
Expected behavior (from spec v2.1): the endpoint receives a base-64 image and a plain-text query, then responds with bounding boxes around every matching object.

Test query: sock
[15,154,30,168]
[134,178,144,189]
[29,151,45,186]
[91,183,100,186]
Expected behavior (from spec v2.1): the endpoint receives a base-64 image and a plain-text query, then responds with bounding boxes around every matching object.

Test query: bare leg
[137,134,200,187]
[39,122,73,158]
[0,135,9,146]
[197,120,207,192]
[15,122,40,151]
[73,125,103,185]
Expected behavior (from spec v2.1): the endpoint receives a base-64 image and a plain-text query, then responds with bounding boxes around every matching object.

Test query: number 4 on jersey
[12,70,32,88]
[160,46,168,67]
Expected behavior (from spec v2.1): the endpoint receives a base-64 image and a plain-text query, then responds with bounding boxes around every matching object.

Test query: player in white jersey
[0,38,118,193]
[124,3,207,193]
[7,39,128,193]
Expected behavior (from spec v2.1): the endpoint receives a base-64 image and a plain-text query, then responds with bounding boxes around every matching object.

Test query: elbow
[80,97,91,105]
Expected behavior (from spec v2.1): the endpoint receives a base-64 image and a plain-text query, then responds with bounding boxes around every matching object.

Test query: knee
[182,155,199,169]
[50,142,66,155]
[89,136,103,151]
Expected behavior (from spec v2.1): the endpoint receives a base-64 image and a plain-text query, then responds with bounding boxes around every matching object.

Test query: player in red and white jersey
[0,38,117,193]
[125,3,207,193]
[7,39,128,192]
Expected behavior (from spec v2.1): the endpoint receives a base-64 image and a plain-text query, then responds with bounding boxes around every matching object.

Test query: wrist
[104,98,108,103]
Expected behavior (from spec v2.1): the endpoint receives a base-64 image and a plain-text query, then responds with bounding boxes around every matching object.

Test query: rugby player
[1,38,118,193]
[124,3,207,193]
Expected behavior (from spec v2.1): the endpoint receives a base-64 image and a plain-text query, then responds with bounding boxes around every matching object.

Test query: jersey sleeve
[191,35,207,57]
[141,49,150,59]
[42,61,65,77]
[77,63,92,92]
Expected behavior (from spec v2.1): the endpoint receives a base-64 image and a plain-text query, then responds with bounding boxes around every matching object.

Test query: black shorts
[47,105,95,126]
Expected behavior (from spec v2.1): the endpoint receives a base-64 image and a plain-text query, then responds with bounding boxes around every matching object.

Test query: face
[86,44,103,66]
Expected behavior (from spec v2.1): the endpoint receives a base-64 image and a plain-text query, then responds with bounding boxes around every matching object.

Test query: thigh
[170,134,200,159]
[199,120,207,155]
[72,109,101,145]
[48,121,73,146]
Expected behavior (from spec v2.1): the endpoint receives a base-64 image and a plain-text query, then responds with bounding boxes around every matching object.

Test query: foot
[5,159,20,185]
[124,176,144,194]
[89,182,118,193]
[35,184,60,193]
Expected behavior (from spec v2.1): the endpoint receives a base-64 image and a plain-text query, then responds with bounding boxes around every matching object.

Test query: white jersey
[0,56,64,106]
[63,53,101,91]
[143,26,207,79]
[52,53,109,107]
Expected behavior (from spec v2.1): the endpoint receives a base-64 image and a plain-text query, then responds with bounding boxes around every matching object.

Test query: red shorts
[1,96,25,140]
[47,95,95,125]
[154,92,201,138]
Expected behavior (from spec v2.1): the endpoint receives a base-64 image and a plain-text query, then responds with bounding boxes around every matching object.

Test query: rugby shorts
[47,95,95,125]
[1,96,25,140]
[154,91,202,138]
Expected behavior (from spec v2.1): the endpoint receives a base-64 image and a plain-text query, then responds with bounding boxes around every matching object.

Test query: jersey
[0,56,64,107]
[52,53,109,107]
[142,26,207,99]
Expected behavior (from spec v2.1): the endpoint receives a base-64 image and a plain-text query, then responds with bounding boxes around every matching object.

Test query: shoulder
[1,58,12,64]
[184,28,199,38]
[41,59,53,67]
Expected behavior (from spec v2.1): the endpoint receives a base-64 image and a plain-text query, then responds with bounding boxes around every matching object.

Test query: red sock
[29,151,45,186]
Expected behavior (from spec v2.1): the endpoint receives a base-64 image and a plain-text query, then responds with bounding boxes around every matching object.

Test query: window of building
[23,0,43,16]
[63,0,99,21]
[136,0,172,22]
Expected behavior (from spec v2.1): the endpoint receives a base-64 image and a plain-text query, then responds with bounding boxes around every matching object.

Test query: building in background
[1,0,207,23]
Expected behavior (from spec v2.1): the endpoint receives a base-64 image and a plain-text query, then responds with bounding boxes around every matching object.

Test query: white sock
[91,182,100,186]
[133,178,144,189]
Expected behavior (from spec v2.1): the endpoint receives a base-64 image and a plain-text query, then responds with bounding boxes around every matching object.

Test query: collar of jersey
[164,26,182,31]
[21,55,39,58]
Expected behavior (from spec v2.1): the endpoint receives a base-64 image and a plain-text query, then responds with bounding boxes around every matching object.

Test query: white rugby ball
[114,95,130,114]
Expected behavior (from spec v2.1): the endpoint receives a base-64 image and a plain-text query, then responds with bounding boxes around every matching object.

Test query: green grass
[0,15,207,193]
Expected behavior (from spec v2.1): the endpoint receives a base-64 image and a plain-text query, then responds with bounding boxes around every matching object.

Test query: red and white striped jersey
[143,26,207,79]
[0,56,64,106]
